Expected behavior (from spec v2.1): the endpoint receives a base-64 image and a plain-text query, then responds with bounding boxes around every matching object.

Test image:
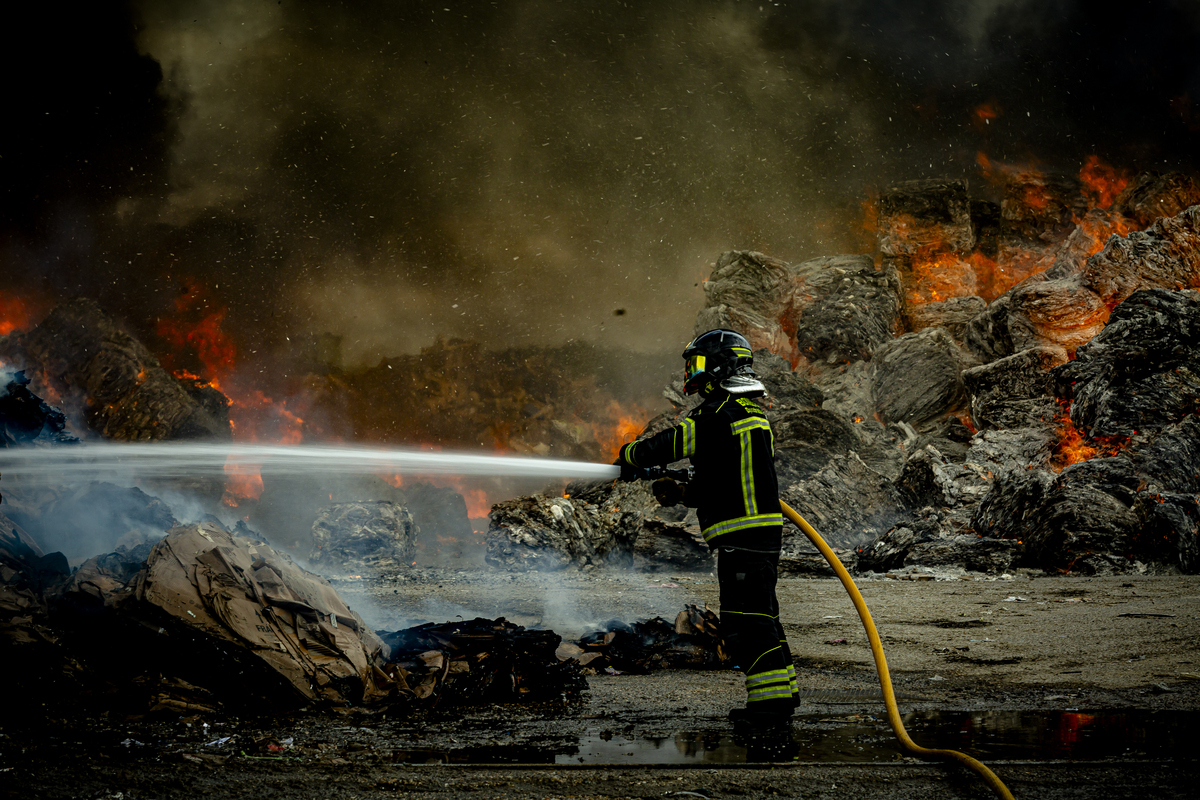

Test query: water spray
[0,442,624,482]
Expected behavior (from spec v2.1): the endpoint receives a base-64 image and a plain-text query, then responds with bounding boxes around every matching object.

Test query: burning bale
[870,327,972,427]
[878,179,978,307]
[967,197,1200,360]
[309,501,418,573]
[695,251,904,367]
[5,299,231,443]
[510,171,1197,578]
[1055,288,1200,439]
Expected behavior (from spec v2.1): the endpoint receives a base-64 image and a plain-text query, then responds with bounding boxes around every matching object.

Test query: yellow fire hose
[780,500,1015,800]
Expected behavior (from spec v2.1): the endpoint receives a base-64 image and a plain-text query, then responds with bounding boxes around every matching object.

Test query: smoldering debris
[2,520,595,717]
[564,603,727,674]
[378,617,587,707]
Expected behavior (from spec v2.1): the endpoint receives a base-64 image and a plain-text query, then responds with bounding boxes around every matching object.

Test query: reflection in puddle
[391,710,1190,765]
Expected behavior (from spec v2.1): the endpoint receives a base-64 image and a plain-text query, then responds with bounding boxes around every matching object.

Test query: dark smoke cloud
[3,0,1197,368]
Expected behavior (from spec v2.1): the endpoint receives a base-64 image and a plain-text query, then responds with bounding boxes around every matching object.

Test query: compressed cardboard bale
[871,327,970,427]
[962,346,1067,431]
[309,501,418,572]
[1003,278,1109,355]
[694,250,799,358]
[878,179,978,307]
[134,523,391,707]
[1000,172,1085,241]
[15,299,230,443]
[792,258,904,364]
[486,486,638,571]
[780,452,905,551]
[907,296,987,342]
[1080,205,1200,309]
[1114,171,1200,228]
[1056,289,1200,439]
[772,408,864,484]
[1021,457,1143,575]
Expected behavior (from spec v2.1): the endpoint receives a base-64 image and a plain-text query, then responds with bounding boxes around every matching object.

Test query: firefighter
[615,329,798,727]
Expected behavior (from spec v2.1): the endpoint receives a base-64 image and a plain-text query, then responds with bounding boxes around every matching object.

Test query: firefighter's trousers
[717,545,797,712]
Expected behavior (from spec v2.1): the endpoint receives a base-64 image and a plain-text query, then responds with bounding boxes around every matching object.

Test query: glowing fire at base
[1052,402,1131,471]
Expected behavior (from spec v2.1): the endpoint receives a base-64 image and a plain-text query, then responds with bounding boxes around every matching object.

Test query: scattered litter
[1178,672,1200,681]
[205,737,232,746]
[825,638,849,645]
[605,666,622,675]
[1052,598,1084,603]
[822,615,843,619]
[929,675,946,682]
[1002,596,1029,602]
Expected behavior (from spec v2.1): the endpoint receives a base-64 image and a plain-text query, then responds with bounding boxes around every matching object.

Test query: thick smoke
[3,1,1198,367]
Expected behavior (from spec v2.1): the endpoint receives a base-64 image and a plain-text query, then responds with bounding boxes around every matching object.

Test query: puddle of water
[390,710,1192,765]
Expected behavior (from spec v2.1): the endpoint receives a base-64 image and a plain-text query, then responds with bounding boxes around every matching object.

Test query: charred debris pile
[488,171,1200,578]
[0,518,728,717]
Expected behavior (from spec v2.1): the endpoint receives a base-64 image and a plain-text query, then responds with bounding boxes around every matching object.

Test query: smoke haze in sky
[3,0,1198,366]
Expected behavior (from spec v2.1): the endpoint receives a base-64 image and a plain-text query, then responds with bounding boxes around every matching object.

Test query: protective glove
[651,477,685,507]
[614,460,641,482]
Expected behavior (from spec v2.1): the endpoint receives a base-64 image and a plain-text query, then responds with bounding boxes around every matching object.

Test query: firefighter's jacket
[617,390,782,553]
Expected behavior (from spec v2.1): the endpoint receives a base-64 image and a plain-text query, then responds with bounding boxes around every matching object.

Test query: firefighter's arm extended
[613,417,704,506]
[614,415,702,471]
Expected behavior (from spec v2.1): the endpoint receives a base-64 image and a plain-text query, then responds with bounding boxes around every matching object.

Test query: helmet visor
[684,354,706,383]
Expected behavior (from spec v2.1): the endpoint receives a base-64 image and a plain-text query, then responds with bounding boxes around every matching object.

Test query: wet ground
[4,570,1199,798]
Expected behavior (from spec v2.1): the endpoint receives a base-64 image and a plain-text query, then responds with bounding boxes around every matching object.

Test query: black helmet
[682,329,754,395]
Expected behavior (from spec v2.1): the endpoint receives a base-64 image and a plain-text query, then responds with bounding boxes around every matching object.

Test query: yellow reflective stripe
[739,428,755,515]
[745,668,791,686]
[723,610,780,620]
[744,645,781,676]
[730,418,769,434]
[730,347,752,357]
[747,685,795,701]
[701,513,784,542]
[622,442,639,467]
[676,418,696,458]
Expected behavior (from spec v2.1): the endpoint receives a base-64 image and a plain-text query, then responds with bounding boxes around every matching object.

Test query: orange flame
[380,470,492,518]
[1052,401,1131,470]
[906,250,978,305]
[972,102,1001,129]
[222,459,265,506]
[1079,156,1130,210]
[592,400,648,462]
[0,291,45,337]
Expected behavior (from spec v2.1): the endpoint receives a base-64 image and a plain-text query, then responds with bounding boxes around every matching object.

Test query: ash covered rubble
[0,517,608,715]
[488,170,1200,577]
